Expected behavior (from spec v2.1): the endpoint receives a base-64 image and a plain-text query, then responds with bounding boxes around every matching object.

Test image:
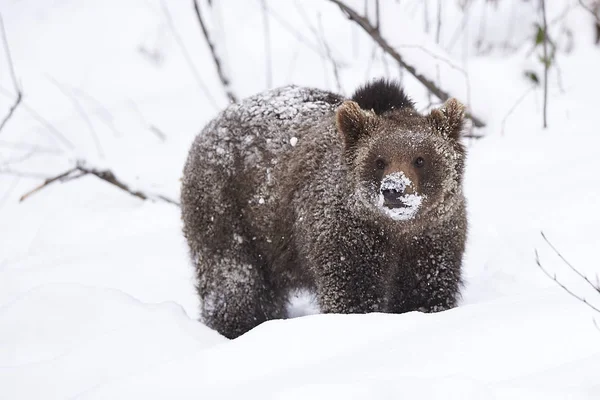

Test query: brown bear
[181,79,468,339]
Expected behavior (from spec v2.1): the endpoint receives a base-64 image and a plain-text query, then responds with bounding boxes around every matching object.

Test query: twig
[578,0,600,22]
[19,166,79,202]
[541,232,599,293]
[267,6,327,58]
[0,86,74,150]
[535,249,600,313]
[192,0,238,104]
[541,0,549,129]
[0,139,62,155]
[149,125,167,142]
[0,94,21,133]
[317,14,343,94]
[259,0,273,89]
[48,77,104,157]
[501,86,536,135]
[375,0,380,31]
[462,133,484,139]
[293,2,329,87]
[19,162,179,206]
[0,149,36,168]
[327,0,485,128]
[0,167,48,179]
[70,86,123,138]
[161,0,218,110]
[435,0,442,45]
[0,14,23,134]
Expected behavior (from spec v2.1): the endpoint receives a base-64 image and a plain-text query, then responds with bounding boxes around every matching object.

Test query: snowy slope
[1,0,600,399]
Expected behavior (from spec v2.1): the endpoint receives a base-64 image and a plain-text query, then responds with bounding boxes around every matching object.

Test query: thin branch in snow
[267,6,328,59]
[0,148,36,168]
[294,3,343,93]
[435,0,442,45]
[0,139,63,155]
[541,232,599,294]
[70,86,123,138]
[535,249,600,314]
[578,0,600,23]
[0,168,49,180]
[375,0,380,31]
[501,86,536,135]
[193,0,238,104]
[541,0,549,129]
[19,166,79,202]
[293,2,329,88]
[258,0,273,89]
[327,0,485,128]
[149,125,167,142]
[317,13,342,93]
[48,77,104,158]
[19,162,179,206]
[160,0,218,110]
[0,14,23,134]
[0,86,74,150]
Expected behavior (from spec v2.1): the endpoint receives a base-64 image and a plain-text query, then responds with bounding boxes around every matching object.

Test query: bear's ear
[336,100,373,148]
[428,98,466,141]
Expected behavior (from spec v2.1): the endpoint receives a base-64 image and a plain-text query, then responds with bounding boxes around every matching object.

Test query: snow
[1,0,600,399]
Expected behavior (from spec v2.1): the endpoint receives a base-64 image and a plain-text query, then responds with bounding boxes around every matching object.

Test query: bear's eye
[414,157,425,168]
[375,158,386,170]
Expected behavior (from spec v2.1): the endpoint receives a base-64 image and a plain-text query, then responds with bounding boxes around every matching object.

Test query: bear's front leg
[312,242,387,314]
[387,230,464,314]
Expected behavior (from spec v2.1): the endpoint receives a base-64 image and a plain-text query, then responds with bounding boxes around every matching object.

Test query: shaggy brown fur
[181,79,468,339]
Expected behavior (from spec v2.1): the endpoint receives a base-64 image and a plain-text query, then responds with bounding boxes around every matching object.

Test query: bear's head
[336,90,466,228]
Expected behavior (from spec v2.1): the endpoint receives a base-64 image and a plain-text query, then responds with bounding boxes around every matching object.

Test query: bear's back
[193,85,341,169]
[181,85,342,263]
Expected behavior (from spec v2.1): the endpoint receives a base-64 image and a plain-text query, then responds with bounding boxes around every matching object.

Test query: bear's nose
[381,187,405,206]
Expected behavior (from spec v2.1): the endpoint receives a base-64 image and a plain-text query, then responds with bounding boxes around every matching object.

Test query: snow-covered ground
[1,0,599,398]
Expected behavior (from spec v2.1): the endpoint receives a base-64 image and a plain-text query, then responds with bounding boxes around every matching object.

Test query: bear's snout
[379,172,415,209]
[381,186,405,208]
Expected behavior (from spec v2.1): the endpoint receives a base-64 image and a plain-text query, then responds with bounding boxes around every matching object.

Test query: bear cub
[181,79,468,339]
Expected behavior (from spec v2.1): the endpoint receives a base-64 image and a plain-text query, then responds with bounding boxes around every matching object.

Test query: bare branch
[48,77,104,157]
[0,86,74,150]
[0,92,22,133]
[0,167,49,180]
[0,148,36,168]
[541,232,599,293]
[327,0,485,128]
[258,0,273,89]
[70,86,123,138]
[19,167,79,202]
[501,86,536,135]
[375,0,380,31]
[267,6,327,58]
[149,125,167,142]
[0,14,23,134]
[435,0,442,44]
[535,249,600,313]
[19,162,179,206]
[317,14,343,94]
[578,0,600,23]
[161,0,218,110]
[193,0,238,104]
[541,0,549,129]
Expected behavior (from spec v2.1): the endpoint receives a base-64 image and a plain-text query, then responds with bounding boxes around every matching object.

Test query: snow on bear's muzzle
[377,172,424,221]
